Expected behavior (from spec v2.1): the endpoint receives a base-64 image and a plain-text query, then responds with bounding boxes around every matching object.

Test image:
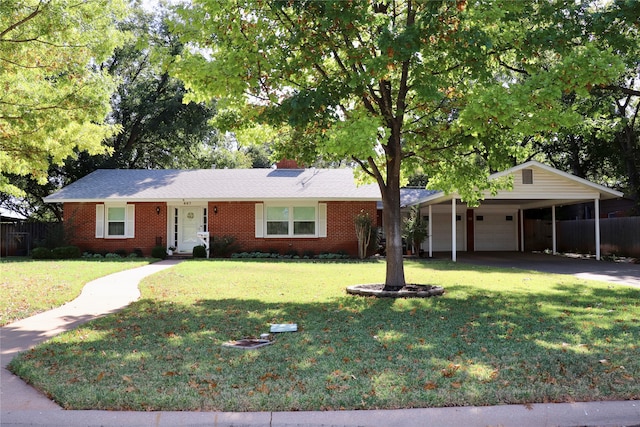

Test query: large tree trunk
[380,126,407,291]
[381,182,407,291]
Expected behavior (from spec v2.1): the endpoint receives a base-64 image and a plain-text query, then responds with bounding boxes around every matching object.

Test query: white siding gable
[491,165,601,200]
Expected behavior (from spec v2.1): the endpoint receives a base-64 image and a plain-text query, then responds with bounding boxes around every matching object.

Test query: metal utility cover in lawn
[270,324,298,333]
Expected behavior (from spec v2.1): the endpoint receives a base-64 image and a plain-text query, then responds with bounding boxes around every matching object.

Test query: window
[107,207,126,236]
[203,208,208,232]
[256,203,326,238]
[95,204,134,238]
[267,207,290,235]
[264,205,316,236]
[294,206,315,235]
[522,169,533,184]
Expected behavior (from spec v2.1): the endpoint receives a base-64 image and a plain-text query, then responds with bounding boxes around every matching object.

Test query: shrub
[132,248,143,258]
[31,247,53,259]
[210,235,241,258]
[284,249,299,258]
[192,245,207,258]
[317,252,350,260]
[151,245,167,259]
[105,253,121,259]
[114,249,128,258]
[51,246,81,259]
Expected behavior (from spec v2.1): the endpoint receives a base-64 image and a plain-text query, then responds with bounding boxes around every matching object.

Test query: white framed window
[96,204,135,238]
[266,206,290,235]
[266,205,316,236]
[256,203,326,238]
[107,206,126,236]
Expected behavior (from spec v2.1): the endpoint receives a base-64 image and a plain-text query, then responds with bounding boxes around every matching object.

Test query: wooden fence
[1,222,63,257]
[524,217,640,257]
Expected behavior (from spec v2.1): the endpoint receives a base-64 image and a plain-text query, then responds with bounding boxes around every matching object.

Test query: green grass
[8,259,640,411]
[0,258,155,326]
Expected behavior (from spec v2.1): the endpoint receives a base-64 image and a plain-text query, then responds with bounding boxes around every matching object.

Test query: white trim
[255,203,264,238]
[95,204,104,238]
[126,204,135,238]
[428,204,433,258]
[552,205,557,254]
[451,198,457,262]
[595,198,601,260]
[318,203,327,238]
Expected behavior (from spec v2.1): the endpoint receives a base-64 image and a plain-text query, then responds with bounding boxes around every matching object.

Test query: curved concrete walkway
[1,258,639,427]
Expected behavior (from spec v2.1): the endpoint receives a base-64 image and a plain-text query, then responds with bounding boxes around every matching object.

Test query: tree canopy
[527,0,640,210]
[172,0,626,289]
[1,5,221,220]
[0,0,130,196]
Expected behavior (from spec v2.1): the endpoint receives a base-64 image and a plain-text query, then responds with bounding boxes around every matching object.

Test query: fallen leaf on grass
[423,381,438,390]
[441,363,461,378]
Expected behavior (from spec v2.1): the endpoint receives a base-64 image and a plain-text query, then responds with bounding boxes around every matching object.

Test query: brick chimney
[275,159,303,169]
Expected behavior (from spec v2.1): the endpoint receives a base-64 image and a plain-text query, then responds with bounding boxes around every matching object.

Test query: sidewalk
[2,259,639,427]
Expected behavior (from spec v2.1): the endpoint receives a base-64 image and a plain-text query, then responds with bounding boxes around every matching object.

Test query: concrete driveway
[444,251,640,288]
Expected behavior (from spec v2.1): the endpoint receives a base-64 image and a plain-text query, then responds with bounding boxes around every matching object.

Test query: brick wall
[63,200,376,257]
[209,201,377,257]
[64,202,167,256]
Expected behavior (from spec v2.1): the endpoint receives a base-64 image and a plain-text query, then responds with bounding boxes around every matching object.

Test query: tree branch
[603,85,640,97]
[0,0,47,39]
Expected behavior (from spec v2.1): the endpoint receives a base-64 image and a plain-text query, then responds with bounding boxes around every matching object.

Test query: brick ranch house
[44,165,380,258]
[44,160,623,260]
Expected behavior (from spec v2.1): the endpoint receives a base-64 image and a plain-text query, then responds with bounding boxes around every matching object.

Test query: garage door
[430,213,465,251]
[474,212,518,251]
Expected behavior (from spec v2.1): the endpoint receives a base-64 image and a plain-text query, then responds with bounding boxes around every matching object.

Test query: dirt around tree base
[346,284,445,298]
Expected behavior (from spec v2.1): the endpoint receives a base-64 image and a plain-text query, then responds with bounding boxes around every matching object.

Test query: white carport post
[428,204,433,258]
[595,198,601,260]
[451,198,457,262]
[552,205,557,255]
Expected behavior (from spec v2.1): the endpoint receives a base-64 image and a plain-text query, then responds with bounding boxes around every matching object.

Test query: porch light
[156,206,161,215]
[214,206,218,214]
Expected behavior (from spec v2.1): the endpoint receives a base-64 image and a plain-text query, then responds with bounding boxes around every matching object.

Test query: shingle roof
[375,188,440,210]
[44,168,381,203]
[400,188,440,207]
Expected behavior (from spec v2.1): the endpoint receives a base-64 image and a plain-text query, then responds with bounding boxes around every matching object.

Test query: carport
[412,161,623,261]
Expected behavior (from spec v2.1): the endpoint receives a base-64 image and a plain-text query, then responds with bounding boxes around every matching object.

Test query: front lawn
[0,258,154,326]
[8,259,640,411]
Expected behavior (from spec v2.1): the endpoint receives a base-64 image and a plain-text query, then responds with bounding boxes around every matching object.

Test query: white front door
[177,206,204,253]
